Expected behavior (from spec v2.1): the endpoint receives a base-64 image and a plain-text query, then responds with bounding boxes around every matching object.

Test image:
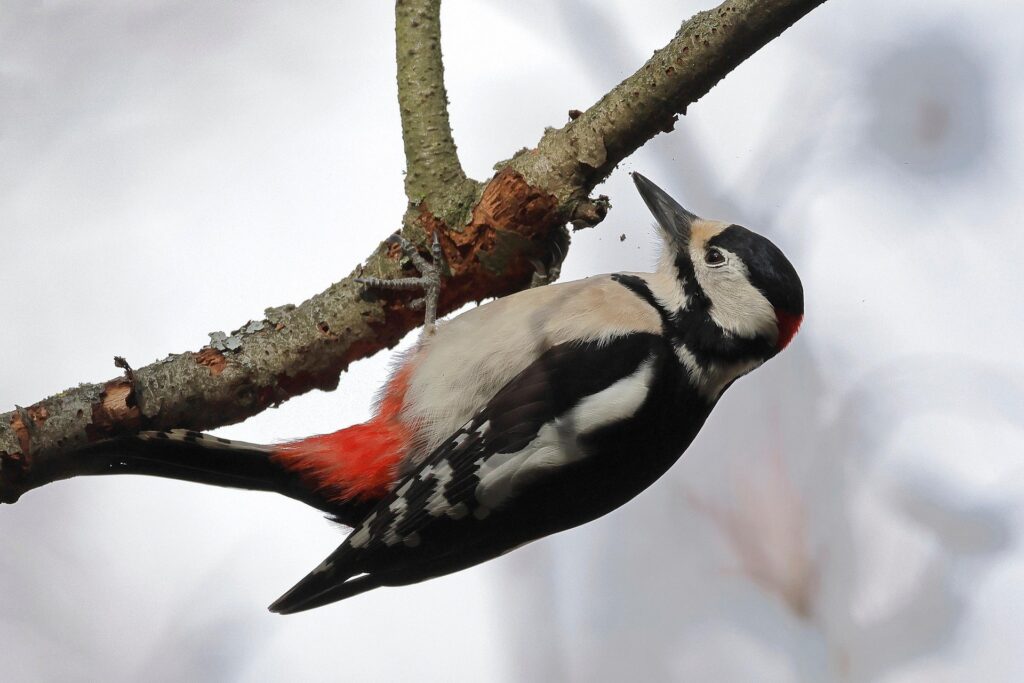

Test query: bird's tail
[77,429,342,515]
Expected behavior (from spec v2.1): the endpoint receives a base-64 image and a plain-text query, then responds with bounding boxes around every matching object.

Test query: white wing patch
[570,358,655,432]
[474,359,654,510]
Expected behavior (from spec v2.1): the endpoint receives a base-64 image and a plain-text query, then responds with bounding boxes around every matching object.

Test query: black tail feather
[75,430,337,514]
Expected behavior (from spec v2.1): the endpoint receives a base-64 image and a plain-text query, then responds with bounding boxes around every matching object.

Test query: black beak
[632,172,698,247]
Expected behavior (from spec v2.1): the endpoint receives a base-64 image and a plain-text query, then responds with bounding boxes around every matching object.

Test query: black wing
[269,333,672,614]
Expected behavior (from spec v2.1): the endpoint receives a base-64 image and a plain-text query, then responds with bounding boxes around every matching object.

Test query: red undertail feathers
[272,364,414,502]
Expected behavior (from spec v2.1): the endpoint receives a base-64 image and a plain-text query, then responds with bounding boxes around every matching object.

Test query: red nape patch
[272,364,414,502]
[775,309,803,352]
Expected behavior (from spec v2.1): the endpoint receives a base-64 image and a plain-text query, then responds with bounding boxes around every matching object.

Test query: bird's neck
[642,272,772,401]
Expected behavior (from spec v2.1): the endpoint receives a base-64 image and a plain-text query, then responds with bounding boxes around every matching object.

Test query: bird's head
[633,172,803,357]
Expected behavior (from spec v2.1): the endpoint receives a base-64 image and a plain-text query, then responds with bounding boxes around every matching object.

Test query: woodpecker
[86,173,803,614]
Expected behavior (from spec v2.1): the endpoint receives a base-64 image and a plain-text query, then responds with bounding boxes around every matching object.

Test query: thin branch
[396,0,477,226]
[0,0,829,504]
[510,0,829,209]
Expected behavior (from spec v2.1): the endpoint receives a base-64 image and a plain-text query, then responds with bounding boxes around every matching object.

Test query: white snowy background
[2,1,1023,681]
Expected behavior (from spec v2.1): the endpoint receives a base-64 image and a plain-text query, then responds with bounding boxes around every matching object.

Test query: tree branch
[510,0,829,203]
[0,0,828,504]
[396,0,478,227]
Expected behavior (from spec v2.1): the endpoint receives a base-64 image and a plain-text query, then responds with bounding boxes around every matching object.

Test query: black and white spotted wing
[269,333,697,614]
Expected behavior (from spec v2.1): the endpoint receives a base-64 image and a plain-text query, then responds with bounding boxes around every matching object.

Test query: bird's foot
[357,232,446,335]
[529,227,570,288]
[529,262,560,288]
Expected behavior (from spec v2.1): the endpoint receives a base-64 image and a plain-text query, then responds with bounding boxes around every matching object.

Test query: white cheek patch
[692,247,777,341]
[473,359,654,510]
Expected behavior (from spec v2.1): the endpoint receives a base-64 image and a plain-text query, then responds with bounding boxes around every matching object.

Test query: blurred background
[2,1,1022,681]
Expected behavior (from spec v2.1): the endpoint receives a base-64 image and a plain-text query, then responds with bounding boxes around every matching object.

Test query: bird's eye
[705,248,726,267]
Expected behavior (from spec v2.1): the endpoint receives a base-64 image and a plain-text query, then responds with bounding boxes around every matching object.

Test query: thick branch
[1,0,829,503]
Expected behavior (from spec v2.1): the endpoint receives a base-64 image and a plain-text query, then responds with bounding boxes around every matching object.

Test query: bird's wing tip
[267,571,382,615]
[267,588,301,615]
[267,601,294,616]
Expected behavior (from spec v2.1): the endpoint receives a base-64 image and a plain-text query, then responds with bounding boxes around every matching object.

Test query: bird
[84,173,803,614]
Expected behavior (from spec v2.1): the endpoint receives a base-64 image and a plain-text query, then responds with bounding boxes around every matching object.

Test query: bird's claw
[529,228,570,288]
[357,233,445,335]
[529,260,562,288]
